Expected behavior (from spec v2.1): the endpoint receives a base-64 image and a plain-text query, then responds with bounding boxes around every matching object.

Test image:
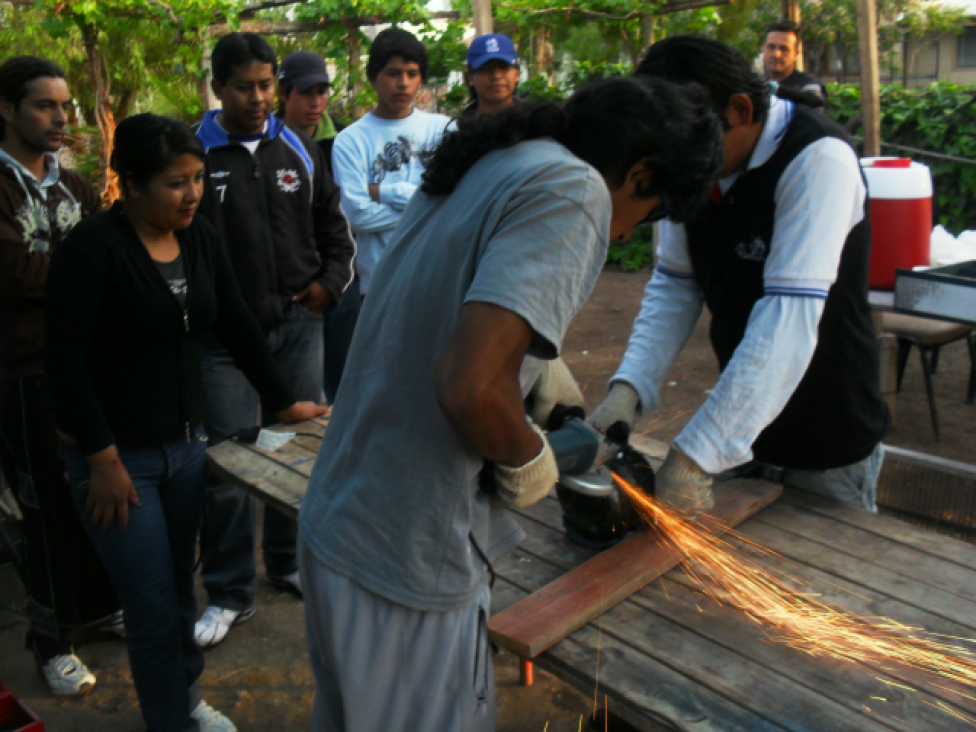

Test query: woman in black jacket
[45,113,325,732]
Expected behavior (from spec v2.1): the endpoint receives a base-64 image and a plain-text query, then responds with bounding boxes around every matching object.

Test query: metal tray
[893,261,976,325]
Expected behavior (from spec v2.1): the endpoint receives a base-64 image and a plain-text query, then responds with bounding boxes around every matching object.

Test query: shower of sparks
[611,473,976,722]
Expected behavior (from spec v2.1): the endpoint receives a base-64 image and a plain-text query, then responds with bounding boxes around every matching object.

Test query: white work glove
[527,357,584,428]
[655,446,715,520]
[494,422,558,509]
[588,382,641,435]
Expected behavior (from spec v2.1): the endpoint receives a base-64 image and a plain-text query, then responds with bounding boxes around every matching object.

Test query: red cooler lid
[871,158,912,168]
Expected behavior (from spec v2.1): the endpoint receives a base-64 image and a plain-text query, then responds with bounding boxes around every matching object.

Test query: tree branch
[209,11,461,35]
[495,0,728,20]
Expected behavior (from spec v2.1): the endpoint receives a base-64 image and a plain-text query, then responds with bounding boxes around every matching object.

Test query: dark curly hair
[421,76,724,223]
[367,28,429,83]
[0,56,66,141]
[637,35,771,129]
[111,113,205,194]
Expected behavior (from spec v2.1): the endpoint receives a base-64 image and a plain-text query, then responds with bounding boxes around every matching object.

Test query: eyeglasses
[637,193,670,228]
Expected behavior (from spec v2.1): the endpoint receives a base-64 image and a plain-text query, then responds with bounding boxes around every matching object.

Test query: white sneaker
[40,653,96,696]
[267,571,303,597]
[191,699,237,732]
[193,605,256,648]
[102,609,126,638]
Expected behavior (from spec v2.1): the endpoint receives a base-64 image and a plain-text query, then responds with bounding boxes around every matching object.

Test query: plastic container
[861,157,933,290]
[0,682,44,732]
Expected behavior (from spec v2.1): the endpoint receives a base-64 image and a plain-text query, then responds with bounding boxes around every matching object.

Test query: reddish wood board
[488,478,782,658]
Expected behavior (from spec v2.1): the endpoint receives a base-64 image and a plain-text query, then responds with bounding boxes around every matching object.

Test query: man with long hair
[299,77,724,731]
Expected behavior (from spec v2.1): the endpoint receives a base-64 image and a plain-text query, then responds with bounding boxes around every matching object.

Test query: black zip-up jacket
[45,203,295,456]
[195,111,356,331]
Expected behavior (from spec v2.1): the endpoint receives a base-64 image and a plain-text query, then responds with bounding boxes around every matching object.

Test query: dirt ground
[1,268,973,731]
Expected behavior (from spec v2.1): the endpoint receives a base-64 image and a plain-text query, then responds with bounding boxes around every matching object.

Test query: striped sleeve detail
[764,286,829,299]
[656,265,697,280]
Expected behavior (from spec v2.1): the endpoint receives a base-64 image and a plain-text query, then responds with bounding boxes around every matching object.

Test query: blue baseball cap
[467,34,519,71]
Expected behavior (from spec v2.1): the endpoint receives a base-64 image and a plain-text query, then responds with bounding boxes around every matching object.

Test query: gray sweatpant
[298,536,496,732]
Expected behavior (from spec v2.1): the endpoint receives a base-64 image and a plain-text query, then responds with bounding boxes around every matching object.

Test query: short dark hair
[0,56,66,141]
[211,32,278,85]
[423,76,724,223]
[367,28,429,83]
[636,35,771,129]
[111,113,205,194]
[767,19,802,40]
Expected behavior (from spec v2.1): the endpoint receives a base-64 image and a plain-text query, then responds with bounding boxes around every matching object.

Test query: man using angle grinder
[298,77,723,731]
[590,36,890,521]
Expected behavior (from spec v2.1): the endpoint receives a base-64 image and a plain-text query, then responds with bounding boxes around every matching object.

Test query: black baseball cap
[278,51,331,90]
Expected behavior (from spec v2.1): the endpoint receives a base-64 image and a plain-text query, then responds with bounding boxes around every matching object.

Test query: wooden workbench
[208,419,976,731]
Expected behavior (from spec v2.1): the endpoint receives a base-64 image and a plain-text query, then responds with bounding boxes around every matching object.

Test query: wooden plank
[496,549,905,732]
[513,496,976,639]
[736,520,976,633]
[678,535,976,718]
[503,494,976,717]
[489,479,782,658]
[243,439,317,475]
[779,488,976,573]
[206,442,305,519]
[492,570,790,732]
[504,500,976,730]
[753,500,976,604]
[626,570,974,730]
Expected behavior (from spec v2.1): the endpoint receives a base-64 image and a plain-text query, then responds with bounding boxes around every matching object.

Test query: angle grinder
[547,411,655,549]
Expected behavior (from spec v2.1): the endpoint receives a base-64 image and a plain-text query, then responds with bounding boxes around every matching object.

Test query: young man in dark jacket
[276,50,359,403]
[192,33,356,649]
[0,55,118,697]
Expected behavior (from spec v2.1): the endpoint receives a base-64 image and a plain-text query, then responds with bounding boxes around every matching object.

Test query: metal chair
[883,313,976,440]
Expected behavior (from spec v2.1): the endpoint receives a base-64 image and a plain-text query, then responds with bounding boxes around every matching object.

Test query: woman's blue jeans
[64,432,209,732]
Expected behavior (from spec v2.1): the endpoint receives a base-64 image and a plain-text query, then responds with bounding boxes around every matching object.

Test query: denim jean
[64,434,208,732]
[200,305,324,610]
[782,443,885,512]
[322,277,361,405]
[0,377,118,661]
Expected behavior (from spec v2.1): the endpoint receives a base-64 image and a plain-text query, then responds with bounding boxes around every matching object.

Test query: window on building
[959,27,976,67]
[828,42,861,79]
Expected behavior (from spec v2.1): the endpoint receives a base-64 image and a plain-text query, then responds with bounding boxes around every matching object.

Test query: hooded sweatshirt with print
[0,151,101,378]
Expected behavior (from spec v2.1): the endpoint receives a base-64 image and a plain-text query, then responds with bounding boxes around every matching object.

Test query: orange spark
[612,473,976,724]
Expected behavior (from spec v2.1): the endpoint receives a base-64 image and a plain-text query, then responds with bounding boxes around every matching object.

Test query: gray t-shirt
[299,139,611,611]
[154,253,187,308]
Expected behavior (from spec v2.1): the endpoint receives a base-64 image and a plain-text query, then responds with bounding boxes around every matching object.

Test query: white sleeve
[674,137,865,473]
[674,296,824,473]
[612,220,704,411]
[379,181,419,210]
[332,133,402,234]
[764,137,865,297]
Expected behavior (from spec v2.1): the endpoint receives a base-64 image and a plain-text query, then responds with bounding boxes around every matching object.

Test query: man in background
[763,20,826,99]
[277,51,345,177]
[277,49,359,403]
[331,28,450,298]
[461,33,521,118]
[0,55,118,697]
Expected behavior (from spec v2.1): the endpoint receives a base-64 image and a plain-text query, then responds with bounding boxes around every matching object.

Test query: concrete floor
[0,530,606,732]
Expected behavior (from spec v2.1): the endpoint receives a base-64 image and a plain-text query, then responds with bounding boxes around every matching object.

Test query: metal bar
[850,136,976,166]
